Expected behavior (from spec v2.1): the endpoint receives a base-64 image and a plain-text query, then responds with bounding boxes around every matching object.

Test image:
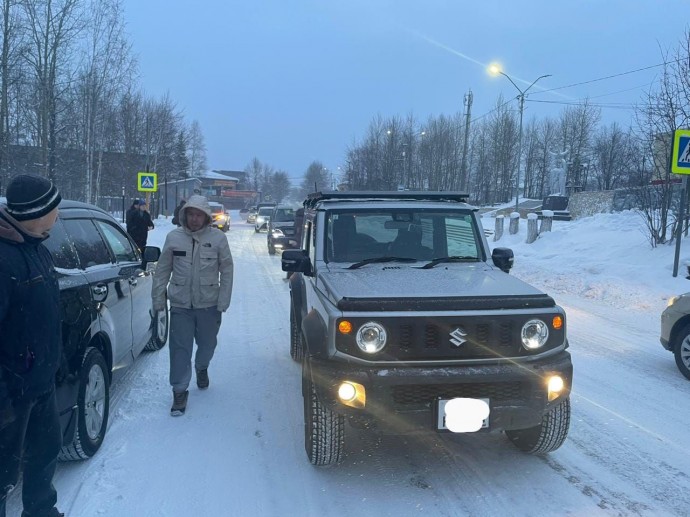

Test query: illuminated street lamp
[489,63,551,211]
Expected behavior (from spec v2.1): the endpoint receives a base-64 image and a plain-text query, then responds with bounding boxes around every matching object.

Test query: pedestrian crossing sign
[137,172,158,192]
[672,129,690,174]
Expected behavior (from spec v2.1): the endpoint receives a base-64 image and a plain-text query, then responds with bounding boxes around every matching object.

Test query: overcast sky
[121,1,689,183]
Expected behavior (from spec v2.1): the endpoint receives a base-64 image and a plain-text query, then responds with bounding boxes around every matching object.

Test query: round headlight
[356,322,387,354]
[521,319,549,350]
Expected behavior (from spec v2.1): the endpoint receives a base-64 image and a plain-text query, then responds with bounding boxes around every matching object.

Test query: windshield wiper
[420,256,479,269]
[346,256,417,269]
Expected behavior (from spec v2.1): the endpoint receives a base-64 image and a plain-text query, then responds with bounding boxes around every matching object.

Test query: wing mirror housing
[492,247,514,273]
[282,249,313,276]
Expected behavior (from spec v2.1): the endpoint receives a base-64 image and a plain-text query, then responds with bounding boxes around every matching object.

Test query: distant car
[35,200,168,460]
[247,207,258,224]
[660,293,690,380]
[209,201,230,232]
[254,206,274,233]
[239,207,249,219]
[267,206,297,254]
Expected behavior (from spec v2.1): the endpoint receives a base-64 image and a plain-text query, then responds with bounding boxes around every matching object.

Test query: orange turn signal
[338,320,353,334]
[552,316,563,330]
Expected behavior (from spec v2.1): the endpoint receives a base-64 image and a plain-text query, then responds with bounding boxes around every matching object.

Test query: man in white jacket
[151,195,233,416]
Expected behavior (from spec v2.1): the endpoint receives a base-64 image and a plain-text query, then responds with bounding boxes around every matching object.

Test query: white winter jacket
[151,195,233,312]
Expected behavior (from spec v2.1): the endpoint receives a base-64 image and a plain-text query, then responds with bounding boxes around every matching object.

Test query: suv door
[61,217,134,371]
[41,217,91,427]
[94,219,152,358]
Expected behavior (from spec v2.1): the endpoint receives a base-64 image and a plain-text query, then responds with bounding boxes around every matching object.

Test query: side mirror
[282,249,312,276]
[492,247,514,273]
[142,246,161,271]
[143,246,161,262]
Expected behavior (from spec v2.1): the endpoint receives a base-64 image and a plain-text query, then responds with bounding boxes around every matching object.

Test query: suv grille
[336,315,564,361]
[392,382,523,407]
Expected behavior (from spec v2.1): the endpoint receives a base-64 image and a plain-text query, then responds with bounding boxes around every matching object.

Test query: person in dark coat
[172,199,186,227]
[125,199,140,233]
[128,199,155,251]
[0,174,64,517]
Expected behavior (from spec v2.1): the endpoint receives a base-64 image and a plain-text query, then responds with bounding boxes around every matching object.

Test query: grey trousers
[169,306,222,393]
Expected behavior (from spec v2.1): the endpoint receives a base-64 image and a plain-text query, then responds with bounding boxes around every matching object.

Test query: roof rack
[304,190,469,208]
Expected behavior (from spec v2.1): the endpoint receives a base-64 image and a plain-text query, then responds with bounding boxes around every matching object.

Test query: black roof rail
[304,190,470,208]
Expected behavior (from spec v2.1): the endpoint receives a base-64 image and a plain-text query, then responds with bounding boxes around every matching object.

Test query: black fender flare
[302,309,328,359]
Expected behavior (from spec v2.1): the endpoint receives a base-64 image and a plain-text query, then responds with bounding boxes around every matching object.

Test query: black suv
[282,191,572,466]
[267,206,297,255]
[42,200,168,460]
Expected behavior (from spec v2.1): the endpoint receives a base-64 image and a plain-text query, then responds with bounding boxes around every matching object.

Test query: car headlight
[667,295,682,308]
[521,319,549,350]
[356,322,387,353]
[272,228,284,236]
[257,216,265,223]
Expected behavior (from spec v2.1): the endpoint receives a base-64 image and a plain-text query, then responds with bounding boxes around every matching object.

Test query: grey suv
[282,191,572,466]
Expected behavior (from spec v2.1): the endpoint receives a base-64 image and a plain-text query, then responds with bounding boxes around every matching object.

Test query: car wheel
[254,227,259,233]
[303,360,344,466]
[290,306,304,361]
[59,347,110,461]
[505,397,570,454]
[673,324,690,380]
[145,307,169,351]
[268,241,276,255]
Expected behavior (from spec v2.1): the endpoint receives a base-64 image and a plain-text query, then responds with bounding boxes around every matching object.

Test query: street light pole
[489,66,550,211]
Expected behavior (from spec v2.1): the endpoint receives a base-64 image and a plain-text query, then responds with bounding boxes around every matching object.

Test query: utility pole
[460,89,473,192]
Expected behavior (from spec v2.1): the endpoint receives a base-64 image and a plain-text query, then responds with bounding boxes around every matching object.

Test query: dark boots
[196,369,209,390]
[170,390,188,416]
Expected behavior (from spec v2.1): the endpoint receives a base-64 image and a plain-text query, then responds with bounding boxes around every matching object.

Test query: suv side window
[62,219,112,269]
[95,220,139,263]
[43,218,80,269]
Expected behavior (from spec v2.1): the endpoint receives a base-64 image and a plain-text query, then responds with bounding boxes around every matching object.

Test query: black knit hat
[6,174,62,221]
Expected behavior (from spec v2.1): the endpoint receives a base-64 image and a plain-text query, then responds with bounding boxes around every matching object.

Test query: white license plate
[437,398,490,431]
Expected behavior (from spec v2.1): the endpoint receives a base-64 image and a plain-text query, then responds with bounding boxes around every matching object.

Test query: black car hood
[318,263,555,311]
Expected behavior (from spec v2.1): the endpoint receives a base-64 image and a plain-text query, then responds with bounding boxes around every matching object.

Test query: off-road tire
[145,307,169,351]
[59,347,110,460]
[290,306,304,362]
[505,397,570,454]
[303,364,344,466]
[673,324,690,380]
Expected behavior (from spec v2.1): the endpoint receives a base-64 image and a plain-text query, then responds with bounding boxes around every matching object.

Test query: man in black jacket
[0,174,64,517]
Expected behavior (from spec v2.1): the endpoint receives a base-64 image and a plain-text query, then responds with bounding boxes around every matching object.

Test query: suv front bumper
[307,350,572,434]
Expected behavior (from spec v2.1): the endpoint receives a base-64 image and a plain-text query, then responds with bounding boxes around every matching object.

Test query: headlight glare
[521,319,549,350]
[355,322,387,353]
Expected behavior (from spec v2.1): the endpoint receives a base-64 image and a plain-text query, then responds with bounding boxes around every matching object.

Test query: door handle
[92,285,107,296]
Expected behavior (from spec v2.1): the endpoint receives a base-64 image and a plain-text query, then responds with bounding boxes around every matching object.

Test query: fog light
[337,381,366,408]
[547,375,565,401]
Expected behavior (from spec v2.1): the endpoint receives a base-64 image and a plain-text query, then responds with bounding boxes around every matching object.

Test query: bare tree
[21,0,84,180]
[187,119,207,176]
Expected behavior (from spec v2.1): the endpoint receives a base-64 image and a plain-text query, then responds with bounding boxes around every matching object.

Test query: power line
[526,99,637,110]
[530,57,683,95]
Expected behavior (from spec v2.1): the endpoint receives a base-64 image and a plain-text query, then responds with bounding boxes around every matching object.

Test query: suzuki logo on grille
[449,327,467,347]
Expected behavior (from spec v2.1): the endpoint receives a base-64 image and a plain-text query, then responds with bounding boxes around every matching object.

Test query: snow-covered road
[8,213,690,516]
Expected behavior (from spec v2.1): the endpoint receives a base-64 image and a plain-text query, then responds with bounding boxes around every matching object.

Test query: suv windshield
[210,205,224,214]
[258,207,273,217]
[325,210,480,263]
[272,208,295,222]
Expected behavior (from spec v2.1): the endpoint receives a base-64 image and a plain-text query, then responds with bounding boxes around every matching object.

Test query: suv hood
[318,263,555,311]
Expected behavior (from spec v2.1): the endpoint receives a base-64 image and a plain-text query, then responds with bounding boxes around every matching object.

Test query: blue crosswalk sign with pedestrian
[137,172,158,192]
[672,130,690,174]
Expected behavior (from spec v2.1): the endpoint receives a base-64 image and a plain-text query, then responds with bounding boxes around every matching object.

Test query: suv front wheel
[673,324,690,380]
[303,361,344,466]
[504,397,570,454]
[59,347,110,460]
